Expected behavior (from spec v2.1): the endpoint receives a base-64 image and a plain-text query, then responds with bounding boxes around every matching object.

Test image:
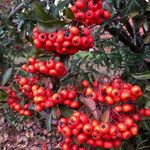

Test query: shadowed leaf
[2,68,13,86]
[132,71,150,80]
[80,96,99,120]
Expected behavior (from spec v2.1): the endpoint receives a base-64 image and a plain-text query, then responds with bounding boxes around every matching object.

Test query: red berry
[38,33,47,42]
[70,26,80,35]
[103,10,110,19]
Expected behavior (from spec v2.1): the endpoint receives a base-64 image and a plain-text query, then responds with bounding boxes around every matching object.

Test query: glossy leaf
[2,68,13,86]
[0,89,8,100]
[132,71,150,80]
[80,96,100,120]
[38,20,66,33]
[33,2,55,21]
[146,85,150,91]
[60,105,74,118]
[46,112,52,132]
[64,7,75,19]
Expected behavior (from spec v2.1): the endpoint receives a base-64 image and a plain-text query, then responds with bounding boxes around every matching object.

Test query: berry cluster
[22,57,67,77]
[82,78,143,105]
[6,76,80,115]
[71,0,110,26]
[6,88,31,116]
[32,87,79,112]
[58,107,150,150]
[57,78,150,149]
[58,112,139,149]
[33,26,94,55]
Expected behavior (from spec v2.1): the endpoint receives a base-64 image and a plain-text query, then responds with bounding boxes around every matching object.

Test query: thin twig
[8,2,25,19]
[0,4,8,8]
[132,19,137,46]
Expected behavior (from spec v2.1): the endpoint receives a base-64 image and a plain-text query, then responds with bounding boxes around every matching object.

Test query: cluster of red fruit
[58,111,139,149]
[70,0,110,26]
[82,78,143,105]
[57,78,150,149]
[6,88,31,116]
[21,57,67,77]
[33,26,94,55]
[6,75,80,115]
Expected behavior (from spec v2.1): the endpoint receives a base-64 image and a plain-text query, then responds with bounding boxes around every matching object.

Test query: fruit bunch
[57,78,150,149]
[6,75,80,115]
[33,26,94,55]
[70,0,110,26]
[22,57,67,77]
[6,88,31,116]
[58,112,137,149]
[82,78,143,105]
[58,107,150,150]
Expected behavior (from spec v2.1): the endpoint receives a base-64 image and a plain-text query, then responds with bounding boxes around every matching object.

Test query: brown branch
[0,4,8,8]
[107,27,142,53]
[8,2,25,19]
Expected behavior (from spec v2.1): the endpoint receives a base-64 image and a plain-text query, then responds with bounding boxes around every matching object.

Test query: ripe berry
[118,122,127,132]
[86,10,95,19]
[77,133,87,144]
[70,26,80,35]
[121,131,131,140]
[72,36,81,47]
[34,39,42,48]
[38,33,47,42]
[24,110,31,116]
[99,122,110,134]
[75,0,85,10]
[103,10,110,19]
[122,104,134,112]
[62,126,72,136]
[144,108,150,116]
[83,123,93,135]
[103,141,113,149]
[81,80,89,88]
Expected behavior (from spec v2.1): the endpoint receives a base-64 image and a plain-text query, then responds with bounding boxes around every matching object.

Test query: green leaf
[0,89,8,100]
[38,20,66,33]
[53,1,67,16]
[145,101,150,108]
[33,2,55,21]
[60,105,74,118]
[0,27,4,35]
[122,0,147,15]
[2,68,13,86]
[46,112,52,132]
[146,85,150,91]
[132,71,150,80]
[64,7,75,19]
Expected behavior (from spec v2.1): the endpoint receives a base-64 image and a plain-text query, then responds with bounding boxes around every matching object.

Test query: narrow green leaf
[2,68,13,86]
[60,105,74,118]
[132,71,150,80]
[0,27,4,35]
[46,112,52,132]
[0,89,8,100]
[38,20,66,33]
[145,101,150,108]
[146,85,150,91]
[53,1,67,16]
[33,2,55,21]
[64,7,75,19]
